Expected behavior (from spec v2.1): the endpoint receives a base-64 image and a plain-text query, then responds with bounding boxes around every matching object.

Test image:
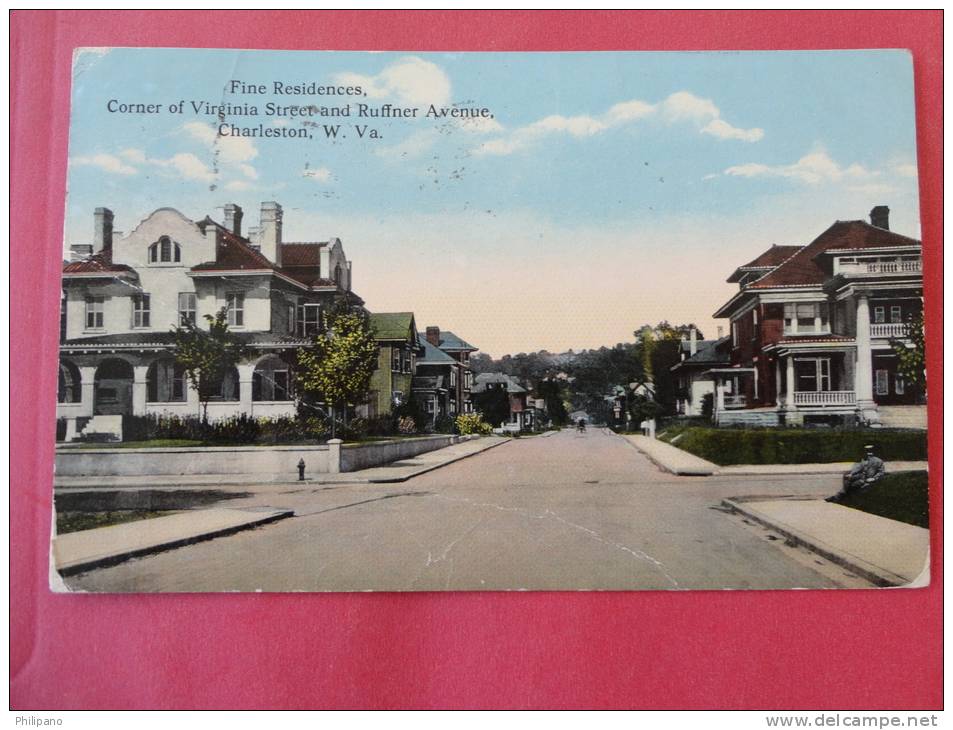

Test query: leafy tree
[536,377,569,426]
[891,311,926,394]
[473,387,510,428]
[171,307,248,428]
[297,308,379,439]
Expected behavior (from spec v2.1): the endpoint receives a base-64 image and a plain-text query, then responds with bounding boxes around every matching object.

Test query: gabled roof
[747,220,921,290]
[279,242,326,268]
[417,334,456,364]
[726,245,802,283]
[369,312,417,341]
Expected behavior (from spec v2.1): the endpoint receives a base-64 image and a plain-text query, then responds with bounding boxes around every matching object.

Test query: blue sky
[66,49,921,355]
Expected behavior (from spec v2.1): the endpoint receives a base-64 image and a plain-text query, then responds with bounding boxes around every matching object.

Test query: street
[64,429,873,592]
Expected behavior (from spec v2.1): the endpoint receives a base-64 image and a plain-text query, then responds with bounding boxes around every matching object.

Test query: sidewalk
[621,434,927,477]
[52,507,293,576]
[723,496,930,587]
[620,435,717,475]
[54,436,509,491]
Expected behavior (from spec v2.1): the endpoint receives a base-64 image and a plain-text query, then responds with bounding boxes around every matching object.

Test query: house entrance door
[94,358,134,415]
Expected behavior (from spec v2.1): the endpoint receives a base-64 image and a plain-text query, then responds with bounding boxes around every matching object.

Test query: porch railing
[870,322,909,339]
[839,259,922,275]
[722,394,747,409]
[793,390,856,406]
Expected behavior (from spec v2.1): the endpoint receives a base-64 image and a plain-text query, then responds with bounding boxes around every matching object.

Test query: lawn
[665,427,927,465]
[838,471,929,528]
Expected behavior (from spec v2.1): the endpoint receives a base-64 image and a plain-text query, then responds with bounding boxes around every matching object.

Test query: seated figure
[826,445,885,503]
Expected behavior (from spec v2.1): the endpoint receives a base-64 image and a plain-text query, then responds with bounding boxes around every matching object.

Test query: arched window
[58,361,81,403]
[149,236,181,264]
[253,355,294,401]
[146,359,187,402]
[203,366,239,402]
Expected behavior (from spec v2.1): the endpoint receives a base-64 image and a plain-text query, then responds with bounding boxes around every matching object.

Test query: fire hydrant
[297,458,306,481]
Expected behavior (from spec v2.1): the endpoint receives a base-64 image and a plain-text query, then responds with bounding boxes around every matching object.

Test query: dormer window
[149,236,181,264]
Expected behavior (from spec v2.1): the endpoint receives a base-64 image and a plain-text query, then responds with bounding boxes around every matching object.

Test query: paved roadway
[64,428,872,592]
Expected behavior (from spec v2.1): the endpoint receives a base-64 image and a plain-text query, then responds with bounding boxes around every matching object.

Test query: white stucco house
[57,202,361,440]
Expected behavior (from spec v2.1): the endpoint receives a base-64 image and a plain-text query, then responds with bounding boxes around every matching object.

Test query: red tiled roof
[279,242,326,268]
[748,221,921,289]
[740,244,802,270]
[62,250,136,275]
[191,227,275,272]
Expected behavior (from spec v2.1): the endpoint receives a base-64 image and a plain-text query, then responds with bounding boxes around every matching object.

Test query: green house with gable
[367,312,420,418]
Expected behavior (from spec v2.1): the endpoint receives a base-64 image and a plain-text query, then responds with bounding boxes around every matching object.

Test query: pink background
[10,11,943,710]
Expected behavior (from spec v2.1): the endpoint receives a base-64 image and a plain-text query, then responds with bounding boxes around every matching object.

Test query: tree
[890,311,926,395]
[537,377,569,426]
[296,308,379,439]
[171,307,248,428]
[473,387,510,428]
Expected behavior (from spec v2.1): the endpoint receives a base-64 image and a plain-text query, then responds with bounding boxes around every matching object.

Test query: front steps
[77,414,123,442]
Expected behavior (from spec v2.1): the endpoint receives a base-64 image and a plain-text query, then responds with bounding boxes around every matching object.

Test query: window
[85,296,104,329]
[392,390,404,406]
[873,306,885,324]
[875,369,889,396]
[392,347,402,372]
[402,350,412,373]
[253,356,292,401]
[895,374,905,395]
[146,360,186,402]
[752,308,759,326]
[58,362,80,403]
[425,398,435,413]
[287,303,296,334]
[149,236,181,264]
[890,306,902,324]
[450,368,457,388]
[296,303,320,337]
[731,322,738,347]
[132,294,151,328]
[178,292,196,325]
[795,358,831,393]
[783,303,829,335]
[226,292,244,327]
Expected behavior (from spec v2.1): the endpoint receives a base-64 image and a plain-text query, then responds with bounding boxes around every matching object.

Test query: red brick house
[711,206,924,428]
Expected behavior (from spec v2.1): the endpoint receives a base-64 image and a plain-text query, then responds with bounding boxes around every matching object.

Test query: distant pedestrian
[826,445,885,503]
[577,418,586,433]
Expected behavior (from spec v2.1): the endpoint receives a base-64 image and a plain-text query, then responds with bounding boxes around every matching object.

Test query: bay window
[783,302,829,335]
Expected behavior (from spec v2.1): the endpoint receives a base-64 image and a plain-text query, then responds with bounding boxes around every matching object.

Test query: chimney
[319,241,333,281]
[717,326,724,339]
[426,326,441,347]
[70,243,93,260]
[259,201,283,265]
[93,207,114,253]
[870,205,890,230]
[224,203,243,236]
[690,327,698,356]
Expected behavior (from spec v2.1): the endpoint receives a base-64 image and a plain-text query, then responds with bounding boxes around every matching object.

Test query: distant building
[472,372,533,431]
[670,331,730,417]
[411,326,477,424]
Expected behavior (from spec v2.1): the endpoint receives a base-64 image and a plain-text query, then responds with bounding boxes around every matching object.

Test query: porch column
[854,294,874,406]
[79,365,97,417]
[132,365,149,415]
[238,363,256,417]
[774,359,782,407]
[785,356,796,411]
[716,379,725,413]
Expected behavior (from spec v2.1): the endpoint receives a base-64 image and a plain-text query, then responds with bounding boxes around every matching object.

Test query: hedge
[673,427,928,466]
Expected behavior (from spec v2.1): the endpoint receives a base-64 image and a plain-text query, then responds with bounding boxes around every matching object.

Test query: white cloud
[157,153,216,183]
[455,115,504,134]
[895,163,918,178]
[723,150,874,185]
[375,129,442,161]
[702,118,765,142]
[70,153,137,176]
[474,89,763,156]
[238,163,258,180]
[119,148,147,164]
[302,167,332,183]
[182,121,258,164]
[224,180,253,191]
[335,56,452,107]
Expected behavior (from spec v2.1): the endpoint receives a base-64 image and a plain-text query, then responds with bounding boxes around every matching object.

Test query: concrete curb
[366,437,511,483]
[53,508,294,576]
[618,434,716,476]
[721,497,907,587]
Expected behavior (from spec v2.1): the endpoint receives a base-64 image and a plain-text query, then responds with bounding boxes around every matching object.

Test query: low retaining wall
[55,435,476,479]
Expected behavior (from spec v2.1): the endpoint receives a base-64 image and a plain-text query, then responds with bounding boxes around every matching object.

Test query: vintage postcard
[52,48,928,592]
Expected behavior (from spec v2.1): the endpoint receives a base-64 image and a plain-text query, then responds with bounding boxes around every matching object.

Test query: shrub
[674,427,928,466]
[433,414,456,434]
[455,413,493,436]
[397,416,418,435]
